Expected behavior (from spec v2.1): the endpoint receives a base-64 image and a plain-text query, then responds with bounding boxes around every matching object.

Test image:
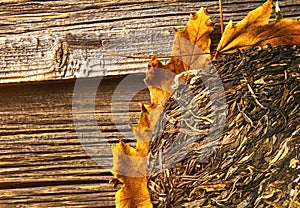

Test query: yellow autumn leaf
[145,58,175,106]
[255,19,300,46]
[115,176,152,208]
[216,0,300,56]
[167,7,214,74]
[111,7,214,208]
[112,103,164,207]
[112,107,152,207]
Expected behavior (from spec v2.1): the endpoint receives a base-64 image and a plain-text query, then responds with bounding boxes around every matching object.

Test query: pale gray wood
[0,0,299,83]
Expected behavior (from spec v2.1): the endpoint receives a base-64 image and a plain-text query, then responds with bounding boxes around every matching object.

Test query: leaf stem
[102,49,216,59]
[219,0,224,34]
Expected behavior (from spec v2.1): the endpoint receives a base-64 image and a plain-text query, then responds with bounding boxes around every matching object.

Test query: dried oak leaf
[145,7,214,99]
[112,106,153,208]
[145,58,174,107]
[111,7,214,208]
[165,7,214,74]
[216,0,300,56]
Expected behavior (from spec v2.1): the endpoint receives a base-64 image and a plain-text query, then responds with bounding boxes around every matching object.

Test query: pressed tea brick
[148,45,300,207]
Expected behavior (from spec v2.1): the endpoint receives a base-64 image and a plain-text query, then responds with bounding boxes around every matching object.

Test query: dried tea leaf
[149,44,300,207]
[216,0,300,56]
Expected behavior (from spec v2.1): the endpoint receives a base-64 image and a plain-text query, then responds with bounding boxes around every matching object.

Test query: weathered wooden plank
[0,0,299,83]
[0,75,149,206]
[0,184,116,207]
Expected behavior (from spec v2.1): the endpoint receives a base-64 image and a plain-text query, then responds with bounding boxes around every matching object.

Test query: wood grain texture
[0,75,150,207]
[0,0,299,84]
[1,1,300,207]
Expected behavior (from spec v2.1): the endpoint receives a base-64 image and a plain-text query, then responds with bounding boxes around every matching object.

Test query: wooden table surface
[0,75,150,207]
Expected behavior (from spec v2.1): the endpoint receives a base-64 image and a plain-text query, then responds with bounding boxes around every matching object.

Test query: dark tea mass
[148,45,300,207]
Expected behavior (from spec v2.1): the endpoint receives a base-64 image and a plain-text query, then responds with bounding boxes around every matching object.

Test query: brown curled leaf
[216,0,300,57]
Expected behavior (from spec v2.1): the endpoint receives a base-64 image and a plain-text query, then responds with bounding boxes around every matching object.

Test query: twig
[101,49,215,60]
[219,0,224,34]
